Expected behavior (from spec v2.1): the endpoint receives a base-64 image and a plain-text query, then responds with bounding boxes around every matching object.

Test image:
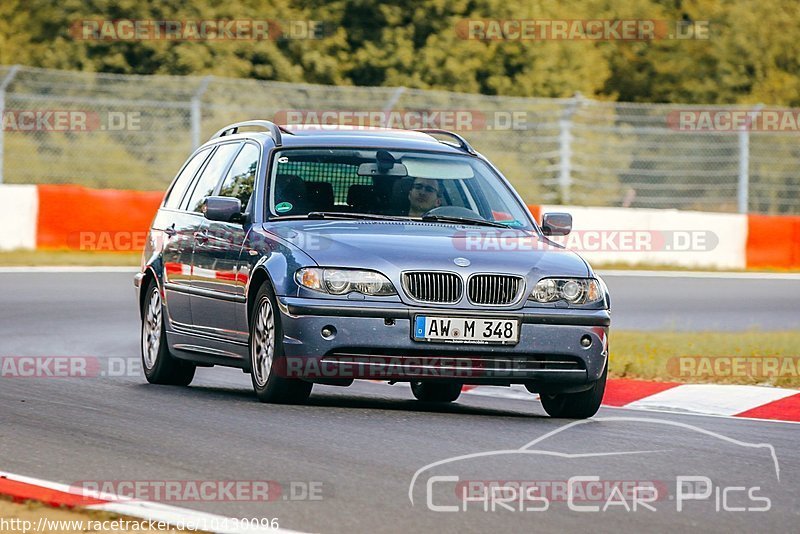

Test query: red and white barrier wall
[0,185,38,250]
[539,204,748,269]
[0,184,798,269]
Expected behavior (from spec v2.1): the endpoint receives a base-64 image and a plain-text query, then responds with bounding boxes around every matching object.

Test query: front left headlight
[296,267,397,296]
[530,278,603,305]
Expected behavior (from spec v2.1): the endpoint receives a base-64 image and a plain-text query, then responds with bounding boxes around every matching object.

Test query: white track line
[0,471,309,534]
[0,266,138,273]
[624,384,798,416]
[599,270,800,280]
[458,384,800,424]
[605,404,800,426]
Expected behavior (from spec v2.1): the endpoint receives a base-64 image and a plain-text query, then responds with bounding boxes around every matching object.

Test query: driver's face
[408,178,440,214]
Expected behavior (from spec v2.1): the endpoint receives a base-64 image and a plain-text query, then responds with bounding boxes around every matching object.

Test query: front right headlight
[296,267,397,296]
[530,278,603,305]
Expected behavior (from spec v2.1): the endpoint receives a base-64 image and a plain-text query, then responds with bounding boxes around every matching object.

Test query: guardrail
[1,184,798,269]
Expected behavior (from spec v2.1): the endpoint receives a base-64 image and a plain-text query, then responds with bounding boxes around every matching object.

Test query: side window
[163,148,211,209]
[182,143,241,213]
[218,143,259,210]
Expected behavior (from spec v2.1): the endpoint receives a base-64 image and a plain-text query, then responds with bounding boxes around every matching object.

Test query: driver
[407,177,441,217]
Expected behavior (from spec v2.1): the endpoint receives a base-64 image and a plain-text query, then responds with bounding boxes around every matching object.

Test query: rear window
[276,160,370,204]
[182,143,241,212]
[163,148,211,209]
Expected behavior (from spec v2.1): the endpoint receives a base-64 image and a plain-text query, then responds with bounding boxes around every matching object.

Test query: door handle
[193,230,209,244]
[164,224,176,237]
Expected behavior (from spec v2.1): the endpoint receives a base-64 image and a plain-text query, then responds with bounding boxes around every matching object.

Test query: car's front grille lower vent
[468,274,524,305]
[402,272,462,304]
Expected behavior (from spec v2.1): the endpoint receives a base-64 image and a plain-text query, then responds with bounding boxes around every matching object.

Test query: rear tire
[411,381,462,403]
[141,279,195,386]
[540,364,607,419]
[249,283,312,404]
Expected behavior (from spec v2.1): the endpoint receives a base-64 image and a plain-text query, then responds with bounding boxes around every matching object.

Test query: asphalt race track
[600,271,800,331]
[1,271,799,533]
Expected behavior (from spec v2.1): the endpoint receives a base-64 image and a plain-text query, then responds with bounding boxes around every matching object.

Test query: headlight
[295,268,397,296]
[530,278,602,305]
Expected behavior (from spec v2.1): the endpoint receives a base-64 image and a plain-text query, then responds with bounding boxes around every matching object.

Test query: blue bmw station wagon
[135,121,611,418]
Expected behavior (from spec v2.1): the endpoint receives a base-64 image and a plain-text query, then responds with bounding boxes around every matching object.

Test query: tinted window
[267,149,533,229]
[218,143,259,210]
[183,143,241,213]
[274,159,370,205]
[163,148,211,209]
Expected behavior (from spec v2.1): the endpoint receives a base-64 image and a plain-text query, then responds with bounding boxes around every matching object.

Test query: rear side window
[183,143,241,213]
[163,148,211,209]
[218,143,260,210]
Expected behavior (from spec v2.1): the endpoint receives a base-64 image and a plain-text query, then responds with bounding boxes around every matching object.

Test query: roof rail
[209,120,286,146]
[414,129,476,155]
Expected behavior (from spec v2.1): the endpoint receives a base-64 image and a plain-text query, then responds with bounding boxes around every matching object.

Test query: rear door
[159,147,213,327]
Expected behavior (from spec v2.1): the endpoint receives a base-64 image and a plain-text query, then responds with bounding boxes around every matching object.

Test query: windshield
[267,148,533,230]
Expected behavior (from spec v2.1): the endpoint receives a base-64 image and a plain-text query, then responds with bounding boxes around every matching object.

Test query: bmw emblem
[453,257,471,267]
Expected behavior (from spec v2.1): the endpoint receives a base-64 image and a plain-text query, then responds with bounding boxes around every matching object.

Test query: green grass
[593,261,799,273]
[610,330,800,388]
[0,249,140,266]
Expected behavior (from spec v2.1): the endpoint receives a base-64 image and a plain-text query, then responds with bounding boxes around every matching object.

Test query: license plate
[413,316,520,345]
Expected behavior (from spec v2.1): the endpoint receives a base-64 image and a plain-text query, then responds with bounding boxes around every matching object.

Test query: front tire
[411,381,462,403]
[141,279,195,386]
[540,364,607,419]
[249,283,312,404]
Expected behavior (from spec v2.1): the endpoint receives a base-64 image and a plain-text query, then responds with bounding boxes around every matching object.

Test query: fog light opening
[321,326,337,340]
[580,335,592,348]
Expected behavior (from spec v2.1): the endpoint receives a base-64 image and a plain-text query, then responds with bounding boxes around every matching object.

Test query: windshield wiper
[306,211,410,221]
[420,214,510,228]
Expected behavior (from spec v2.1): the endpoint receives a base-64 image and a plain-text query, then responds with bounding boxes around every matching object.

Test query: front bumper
[133,272,145,313]
[276,297,609,392]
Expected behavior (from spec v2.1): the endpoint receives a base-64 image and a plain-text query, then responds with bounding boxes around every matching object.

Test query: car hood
[262,220,589,278]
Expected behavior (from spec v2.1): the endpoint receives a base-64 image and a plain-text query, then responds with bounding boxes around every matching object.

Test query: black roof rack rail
[414,129,476,155]
[209,120,289,146]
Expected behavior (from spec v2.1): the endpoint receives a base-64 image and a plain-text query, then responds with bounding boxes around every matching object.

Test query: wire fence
[1,65,798,214]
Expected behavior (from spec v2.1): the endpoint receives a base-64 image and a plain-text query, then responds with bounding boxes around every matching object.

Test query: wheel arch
[138,264,161,319]
[246,266,277,330]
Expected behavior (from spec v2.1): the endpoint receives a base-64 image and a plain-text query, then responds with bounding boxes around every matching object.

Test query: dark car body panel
[136,126,610,392]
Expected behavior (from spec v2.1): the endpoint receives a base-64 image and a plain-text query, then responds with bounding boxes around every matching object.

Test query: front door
[190,142,260,342]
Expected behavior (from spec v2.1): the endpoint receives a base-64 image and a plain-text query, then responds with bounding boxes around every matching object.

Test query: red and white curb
[461,379,800,423]
[0,471,306,534]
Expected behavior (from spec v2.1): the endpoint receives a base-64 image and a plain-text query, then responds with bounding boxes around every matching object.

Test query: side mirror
[541,212,572,236]
[203,196,243,223]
